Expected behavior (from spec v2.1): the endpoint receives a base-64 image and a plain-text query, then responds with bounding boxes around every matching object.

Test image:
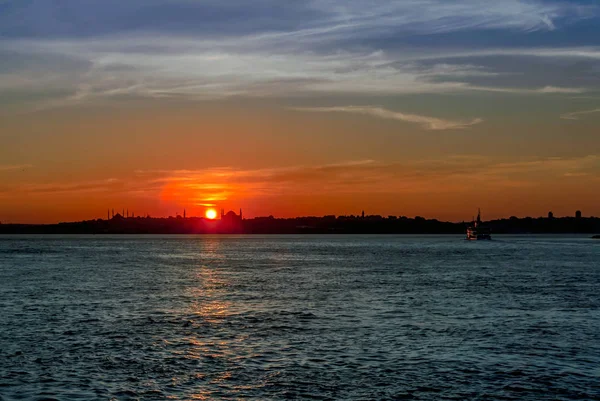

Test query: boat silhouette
[466,209,492,240]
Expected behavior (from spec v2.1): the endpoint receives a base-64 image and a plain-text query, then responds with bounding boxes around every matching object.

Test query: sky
[1,0,600,223]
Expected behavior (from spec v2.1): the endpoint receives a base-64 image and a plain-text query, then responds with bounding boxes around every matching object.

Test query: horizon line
[1,211,593,226]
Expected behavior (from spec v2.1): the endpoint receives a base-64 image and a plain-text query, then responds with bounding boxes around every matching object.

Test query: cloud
[1,0,592,39]
[0,164,33,172]
[540,14,556,31]
[148,154,600,205]
[291,106,483,130]
[3,155,598,213]
[483,155,600,175]
[2,37,597,114]
[536,86,585,94]
[0,1,599,113]
[3,29,600,112]
[12,178,123,194]
[401,47,600,62]
[561,108,600,120]
[415,63,501,78]
[467,85,586,95]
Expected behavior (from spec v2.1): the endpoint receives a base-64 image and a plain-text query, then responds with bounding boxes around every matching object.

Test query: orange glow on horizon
[205,209,218,220]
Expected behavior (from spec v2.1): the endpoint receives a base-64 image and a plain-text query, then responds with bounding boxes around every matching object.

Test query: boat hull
[466,234,492,241]
[466,228,492,240]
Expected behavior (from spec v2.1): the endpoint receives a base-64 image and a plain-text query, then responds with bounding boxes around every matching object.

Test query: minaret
[184,209,186,219]
[107,209,110,220]
[112,209,114,218]
[239,208,243,219]
[126,209,129,218]
[221,209,224,219]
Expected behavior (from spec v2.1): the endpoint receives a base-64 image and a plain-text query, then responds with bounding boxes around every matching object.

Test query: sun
[205,209,218,220]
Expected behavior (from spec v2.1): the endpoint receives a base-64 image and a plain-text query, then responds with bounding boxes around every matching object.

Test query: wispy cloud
[406,47,600,62]
[1,0,599,111]
[0,164,33,172]
[12,178,122,194]
[561,108,600,120]
[416,63,501,78]
[1,0,592,39]
[0,41,597,114]
[141,155,600,205]
[3,155,598,215]
[468,85,586,95]
[291,106,483,130]
[536,86,585,94]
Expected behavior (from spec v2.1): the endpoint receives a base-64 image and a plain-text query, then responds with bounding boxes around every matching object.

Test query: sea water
[1,235,599,400]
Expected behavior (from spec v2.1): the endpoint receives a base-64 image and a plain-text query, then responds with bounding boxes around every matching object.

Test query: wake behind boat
[466,209,492,240]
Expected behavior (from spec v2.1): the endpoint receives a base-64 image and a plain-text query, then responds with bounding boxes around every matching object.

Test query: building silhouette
[576,210,582,219]
[221,209,243,225]
[218,209,243,233]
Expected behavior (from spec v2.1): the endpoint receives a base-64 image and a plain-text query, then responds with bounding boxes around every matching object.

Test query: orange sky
[1,99,599,224]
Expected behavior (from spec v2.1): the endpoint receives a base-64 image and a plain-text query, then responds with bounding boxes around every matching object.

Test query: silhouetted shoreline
[1,214,599,235]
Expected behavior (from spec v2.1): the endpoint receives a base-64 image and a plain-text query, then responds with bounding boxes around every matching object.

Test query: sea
[1,235,599,400]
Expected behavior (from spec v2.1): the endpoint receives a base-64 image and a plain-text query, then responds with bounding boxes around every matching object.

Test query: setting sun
[205,209,218,220]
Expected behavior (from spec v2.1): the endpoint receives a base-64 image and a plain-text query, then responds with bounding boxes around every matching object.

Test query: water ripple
[1,235,599,400]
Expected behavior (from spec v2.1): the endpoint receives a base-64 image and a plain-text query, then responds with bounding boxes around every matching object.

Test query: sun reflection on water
[180,238,269,397]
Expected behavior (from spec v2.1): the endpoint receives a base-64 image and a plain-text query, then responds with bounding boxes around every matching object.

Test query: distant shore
[1,215,599,235]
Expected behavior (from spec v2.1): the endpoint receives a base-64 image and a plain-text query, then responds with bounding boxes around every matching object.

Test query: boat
[466,209,492,240]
